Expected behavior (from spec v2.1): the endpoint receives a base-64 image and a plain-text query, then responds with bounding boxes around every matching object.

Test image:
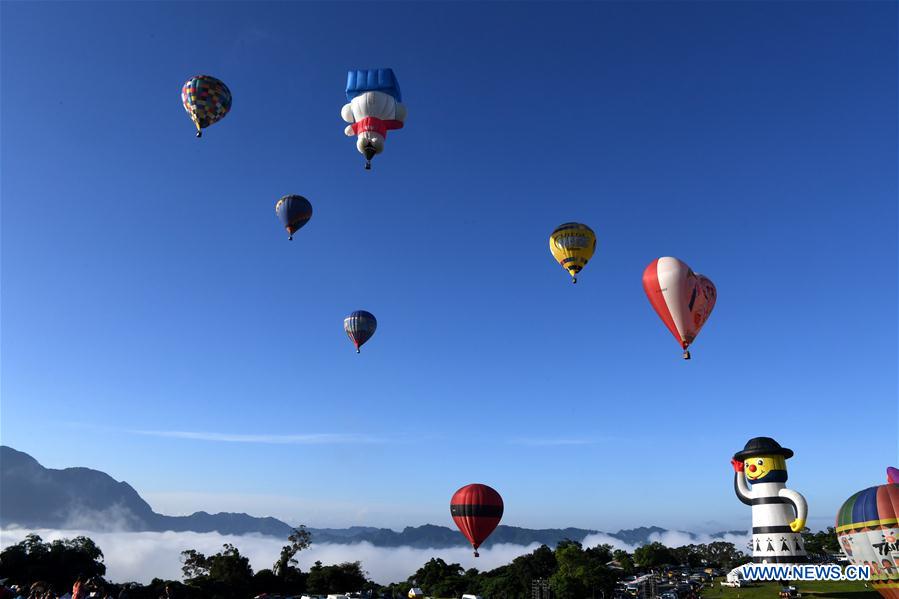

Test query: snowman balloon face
[744,455,785,482]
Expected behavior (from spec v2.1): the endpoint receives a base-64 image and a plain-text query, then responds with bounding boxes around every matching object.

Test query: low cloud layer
[0,529,540,584]
[582,530,750,552]
[0,528,750,585]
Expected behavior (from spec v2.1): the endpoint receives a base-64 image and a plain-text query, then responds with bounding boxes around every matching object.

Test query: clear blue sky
[2,1,896,533]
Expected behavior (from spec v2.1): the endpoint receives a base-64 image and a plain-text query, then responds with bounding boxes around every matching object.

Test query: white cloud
[581,532,639,551]
[0,529,539,585]
[128,430,384,445]
[580,530,751,553]
[648,530,750,550]
[507,438,599,446]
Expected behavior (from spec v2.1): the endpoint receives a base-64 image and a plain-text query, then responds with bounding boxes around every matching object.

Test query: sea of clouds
[0,528,749,585]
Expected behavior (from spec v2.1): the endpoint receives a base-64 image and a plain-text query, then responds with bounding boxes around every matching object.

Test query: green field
[701,580,880,599]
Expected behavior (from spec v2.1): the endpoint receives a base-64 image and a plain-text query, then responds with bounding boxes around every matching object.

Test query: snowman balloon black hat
[731,437,809,564]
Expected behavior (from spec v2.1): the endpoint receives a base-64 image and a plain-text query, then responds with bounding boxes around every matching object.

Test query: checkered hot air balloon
[181,75,232,138]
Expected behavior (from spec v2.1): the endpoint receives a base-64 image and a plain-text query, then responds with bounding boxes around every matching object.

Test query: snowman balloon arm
[394,102,407,123]
[779,488,808,532]
[732,459,754,505]
[341,103,355,124]
[341,103,357,137]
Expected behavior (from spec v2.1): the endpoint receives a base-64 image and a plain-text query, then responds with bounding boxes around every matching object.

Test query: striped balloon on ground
[344,310,377,354]
[450,483,504,557]
[549,223,596,283]
[642,257,716,360]
[836,469,899,599]
[181,75,232,138]
[275,195,313,240]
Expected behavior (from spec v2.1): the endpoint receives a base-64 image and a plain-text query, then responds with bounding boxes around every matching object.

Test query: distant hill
[0,446,294,537]
[0,446,743,548]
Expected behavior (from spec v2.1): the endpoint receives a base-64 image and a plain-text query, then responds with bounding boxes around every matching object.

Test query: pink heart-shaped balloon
[643,257,717,351]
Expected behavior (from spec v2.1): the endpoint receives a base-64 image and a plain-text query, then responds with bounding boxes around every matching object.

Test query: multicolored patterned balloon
[836,469,899,599]
[344,310,377,354]
[181,75,232,138]
[275,195,313,240]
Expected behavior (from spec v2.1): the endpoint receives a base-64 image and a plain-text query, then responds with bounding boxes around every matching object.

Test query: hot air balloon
[642,257,716,360]
[275,195,313,240]
[549,223,596,283]
[836,469,899,599]
[450,483,503,557]
[181,75,232,138]
[341,69,407,169]
[344,310,377,353]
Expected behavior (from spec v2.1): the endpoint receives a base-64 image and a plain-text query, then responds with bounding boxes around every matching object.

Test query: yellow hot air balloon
[549,222,596,283]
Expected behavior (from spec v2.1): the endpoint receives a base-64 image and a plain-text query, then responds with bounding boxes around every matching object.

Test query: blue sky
[2,1,896,534]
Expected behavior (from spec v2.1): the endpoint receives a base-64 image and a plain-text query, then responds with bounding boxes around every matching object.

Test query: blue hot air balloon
[275,195,313,240]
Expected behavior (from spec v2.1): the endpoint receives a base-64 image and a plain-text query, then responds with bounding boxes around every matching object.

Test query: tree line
[0,527,840,599]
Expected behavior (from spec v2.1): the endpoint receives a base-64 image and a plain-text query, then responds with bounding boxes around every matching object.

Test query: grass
[701,579,880,599]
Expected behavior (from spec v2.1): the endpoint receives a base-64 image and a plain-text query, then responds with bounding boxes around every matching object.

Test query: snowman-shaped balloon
[341,68,407,169]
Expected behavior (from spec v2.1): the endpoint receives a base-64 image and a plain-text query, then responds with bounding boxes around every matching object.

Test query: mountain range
[0,446,744,548]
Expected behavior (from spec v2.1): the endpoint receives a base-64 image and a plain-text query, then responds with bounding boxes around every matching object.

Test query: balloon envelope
[275,195,313,240]
[836,470,899,599]
[642,257,716,355]
[344,310,377,353]
[181,75,232,136]
[549,223,596,283]
[450,483,503,556]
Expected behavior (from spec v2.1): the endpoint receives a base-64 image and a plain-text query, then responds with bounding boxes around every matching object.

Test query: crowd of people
[0,578,178,599]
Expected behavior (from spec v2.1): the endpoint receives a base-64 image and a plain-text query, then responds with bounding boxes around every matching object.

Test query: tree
[549,541,619,599]
[181,543,254,599]
[700,542,746,569]
[671,545,703,568]
[409,558,466,597]
[633,542,676,568]
[252,569,281,595]
[274,526,312,577]
[306,560,368,595]
[802,527,840,558]
[613,550,635,574]
[0,534,106,590]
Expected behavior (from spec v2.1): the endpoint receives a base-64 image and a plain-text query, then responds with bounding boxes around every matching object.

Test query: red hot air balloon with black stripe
[451,483,503,557]
[344,310,377,353]
[642,257,716,360]
[275,195,313,240]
